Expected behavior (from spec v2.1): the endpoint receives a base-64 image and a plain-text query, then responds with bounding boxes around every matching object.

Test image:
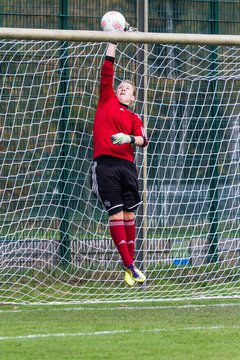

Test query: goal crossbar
[1,27,240,45]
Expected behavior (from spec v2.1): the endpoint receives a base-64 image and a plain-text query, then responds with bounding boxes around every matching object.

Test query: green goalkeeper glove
[111,133,135,145]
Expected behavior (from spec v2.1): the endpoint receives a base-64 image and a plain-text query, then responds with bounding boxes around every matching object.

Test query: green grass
[0,299,240,360]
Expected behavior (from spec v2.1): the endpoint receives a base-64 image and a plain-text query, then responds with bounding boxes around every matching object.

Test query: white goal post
[1,27,240,45]
[0,28,240,304]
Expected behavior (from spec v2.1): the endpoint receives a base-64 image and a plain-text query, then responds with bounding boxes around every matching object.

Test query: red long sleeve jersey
[93,59,148,163]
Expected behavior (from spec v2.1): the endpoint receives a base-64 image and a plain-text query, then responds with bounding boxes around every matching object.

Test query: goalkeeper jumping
[91,42,148,286]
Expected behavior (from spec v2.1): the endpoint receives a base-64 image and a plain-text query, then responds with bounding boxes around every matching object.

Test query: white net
[0,37,239,304]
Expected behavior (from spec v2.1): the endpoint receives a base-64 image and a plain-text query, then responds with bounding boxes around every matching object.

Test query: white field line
[0,302,240,314]
[0,325,240,341]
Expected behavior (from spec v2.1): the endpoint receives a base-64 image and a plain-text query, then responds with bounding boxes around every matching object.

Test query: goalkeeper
[91,42,148,286]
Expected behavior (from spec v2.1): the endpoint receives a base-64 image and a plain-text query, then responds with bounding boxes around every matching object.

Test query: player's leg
[109,211,135,286]
[91,159,135,285]
[121,169,146,283]
[123,211,136,263]
[122,211,146,283]
[109,211,132,269]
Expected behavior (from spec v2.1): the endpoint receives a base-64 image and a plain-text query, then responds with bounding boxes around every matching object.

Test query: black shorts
[91,155,142,216]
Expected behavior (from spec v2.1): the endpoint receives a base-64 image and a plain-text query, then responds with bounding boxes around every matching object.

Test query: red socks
[109,218,136,267]
[124,219,136,263]
[109,219,132,267]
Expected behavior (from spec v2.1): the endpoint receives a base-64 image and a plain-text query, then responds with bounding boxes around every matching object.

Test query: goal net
[0,30,239,304]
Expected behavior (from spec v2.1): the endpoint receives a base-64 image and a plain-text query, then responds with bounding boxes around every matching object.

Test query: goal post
[0,28,240,304]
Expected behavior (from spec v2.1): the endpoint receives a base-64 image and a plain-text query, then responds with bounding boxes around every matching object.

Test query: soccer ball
[101,11,126,32]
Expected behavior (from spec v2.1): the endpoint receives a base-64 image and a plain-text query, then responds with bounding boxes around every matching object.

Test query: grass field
[0,299,240,360]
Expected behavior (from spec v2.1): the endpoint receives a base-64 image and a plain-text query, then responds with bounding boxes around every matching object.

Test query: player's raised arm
[106,42,117,57]
[98,44,116,102]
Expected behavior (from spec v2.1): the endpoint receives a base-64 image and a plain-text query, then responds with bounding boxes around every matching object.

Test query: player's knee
[109,211,124,221]
[123,211,135,221]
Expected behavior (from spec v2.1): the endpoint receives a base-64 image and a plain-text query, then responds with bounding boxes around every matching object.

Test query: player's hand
[124,22,130,32]
[124,21,138,32]
[111,133,131,145]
